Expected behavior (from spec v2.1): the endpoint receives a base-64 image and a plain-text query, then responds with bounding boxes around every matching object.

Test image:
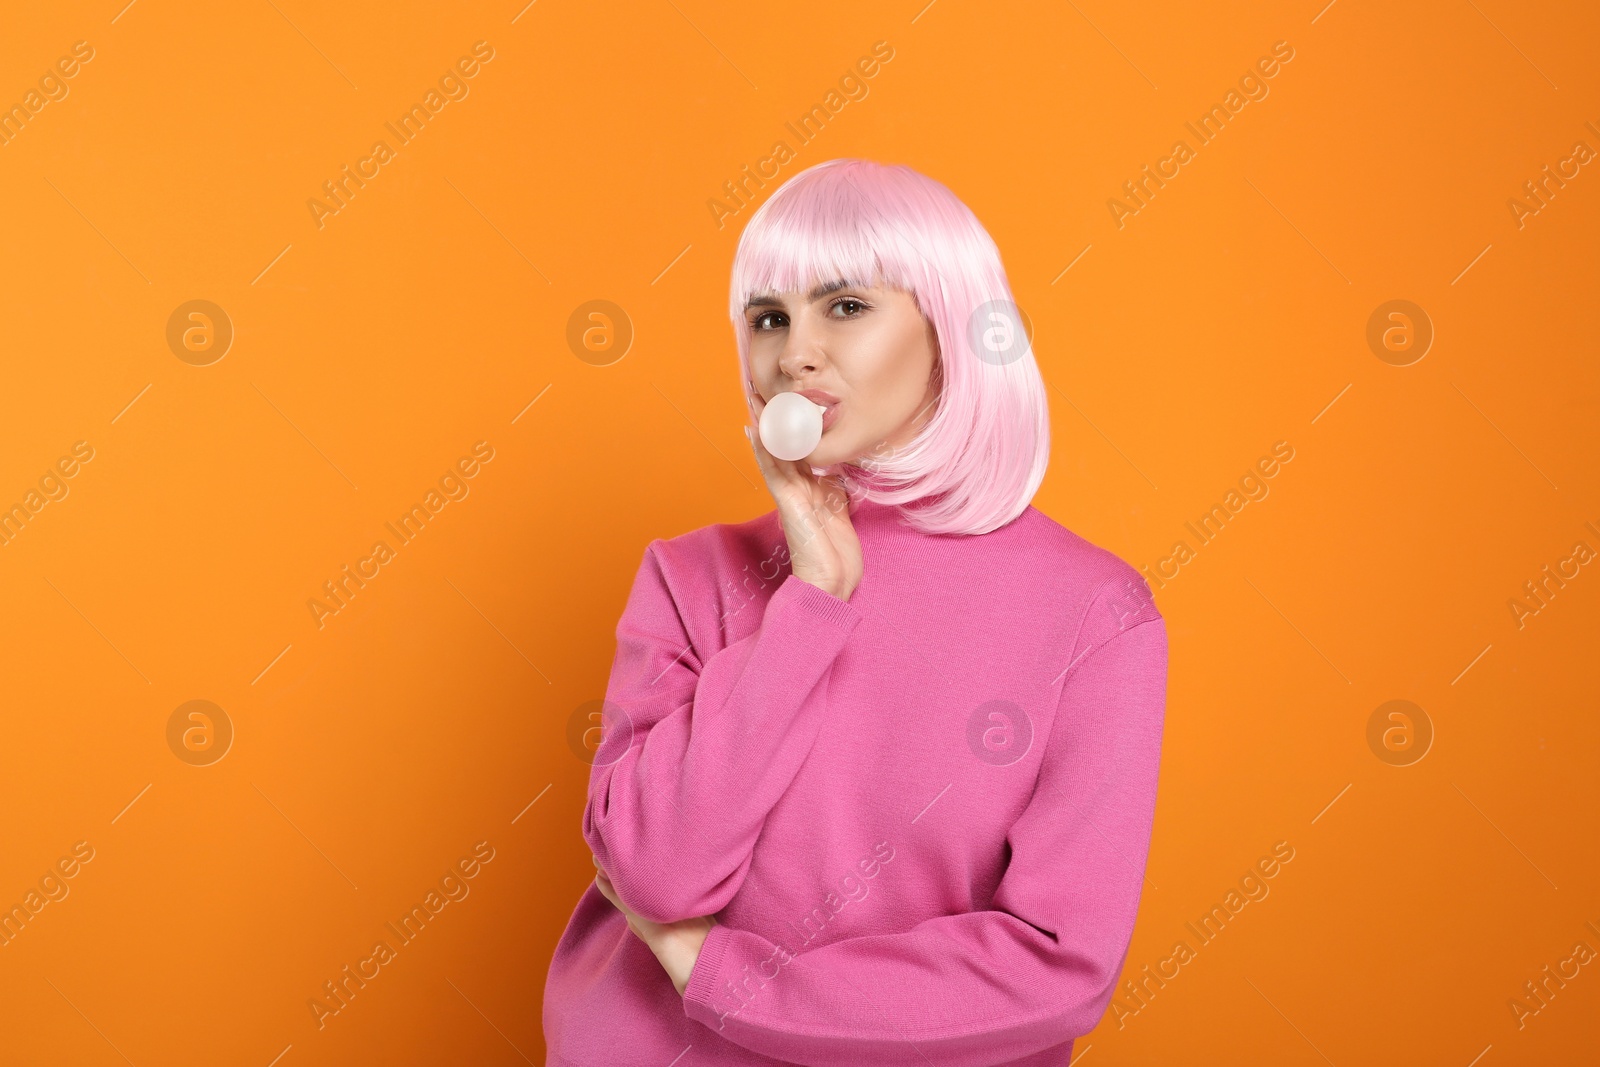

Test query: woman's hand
[592,855,714,997]
[746,392,863,601]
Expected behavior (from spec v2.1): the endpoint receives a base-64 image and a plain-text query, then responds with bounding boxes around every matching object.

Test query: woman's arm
[584,542,861,924]
[591,856,713,994]
[679,610,1169,1067]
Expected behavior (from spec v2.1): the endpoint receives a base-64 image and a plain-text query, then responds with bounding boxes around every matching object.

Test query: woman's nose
[777,331,823,379]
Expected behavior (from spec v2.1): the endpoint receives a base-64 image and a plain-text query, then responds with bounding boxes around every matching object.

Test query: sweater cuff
[774,572,861,630]
[682,920,735,1023]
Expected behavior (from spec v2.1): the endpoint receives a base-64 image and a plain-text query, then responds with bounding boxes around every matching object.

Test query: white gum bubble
[758,392,824,461]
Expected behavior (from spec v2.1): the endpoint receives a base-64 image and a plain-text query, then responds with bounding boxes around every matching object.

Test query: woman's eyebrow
[744,278,858,311]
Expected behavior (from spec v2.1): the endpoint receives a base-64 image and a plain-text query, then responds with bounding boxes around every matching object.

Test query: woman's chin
[805,443,848,469]
[811,422,872,465]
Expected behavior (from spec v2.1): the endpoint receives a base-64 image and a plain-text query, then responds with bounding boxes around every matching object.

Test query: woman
[543,158,1168,1066]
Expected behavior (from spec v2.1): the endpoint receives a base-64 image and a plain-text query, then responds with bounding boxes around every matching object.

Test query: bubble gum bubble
[758,392,824,461]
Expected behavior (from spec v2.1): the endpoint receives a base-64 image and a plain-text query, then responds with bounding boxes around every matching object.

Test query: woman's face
[744,277,940,469]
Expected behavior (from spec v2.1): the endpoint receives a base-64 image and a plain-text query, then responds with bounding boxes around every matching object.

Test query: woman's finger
[746,419,797,485]
[592,870,654,943]
[743,424,769,474]
[745,394,814,484]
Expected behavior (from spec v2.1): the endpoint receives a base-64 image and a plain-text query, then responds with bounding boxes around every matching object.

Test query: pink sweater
[544,496,1168,1066]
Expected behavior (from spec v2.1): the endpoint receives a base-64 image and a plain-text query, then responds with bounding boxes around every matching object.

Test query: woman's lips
[794,389,840,432]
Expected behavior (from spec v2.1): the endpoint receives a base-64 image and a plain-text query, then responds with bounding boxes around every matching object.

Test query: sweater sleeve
[680,605,1169,1067]
[584,543,862,924]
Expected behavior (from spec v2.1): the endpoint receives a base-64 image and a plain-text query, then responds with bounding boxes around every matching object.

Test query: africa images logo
[308,841,496,1030]
[306,41,496,229]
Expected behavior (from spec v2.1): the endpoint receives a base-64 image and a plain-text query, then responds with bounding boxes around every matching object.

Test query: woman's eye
[751,300,866,331]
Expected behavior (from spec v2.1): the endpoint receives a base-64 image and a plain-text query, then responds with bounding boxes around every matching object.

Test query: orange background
[2,1,1596,1064]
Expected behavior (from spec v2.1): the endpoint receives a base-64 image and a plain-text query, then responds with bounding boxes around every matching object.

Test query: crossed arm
[586,545,1169,1065]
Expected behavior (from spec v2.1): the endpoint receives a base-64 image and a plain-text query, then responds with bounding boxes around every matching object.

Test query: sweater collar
[846,493,899,526]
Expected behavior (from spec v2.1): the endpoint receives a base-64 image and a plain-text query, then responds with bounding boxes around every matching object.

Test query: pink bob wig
[727,158,1050,536]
